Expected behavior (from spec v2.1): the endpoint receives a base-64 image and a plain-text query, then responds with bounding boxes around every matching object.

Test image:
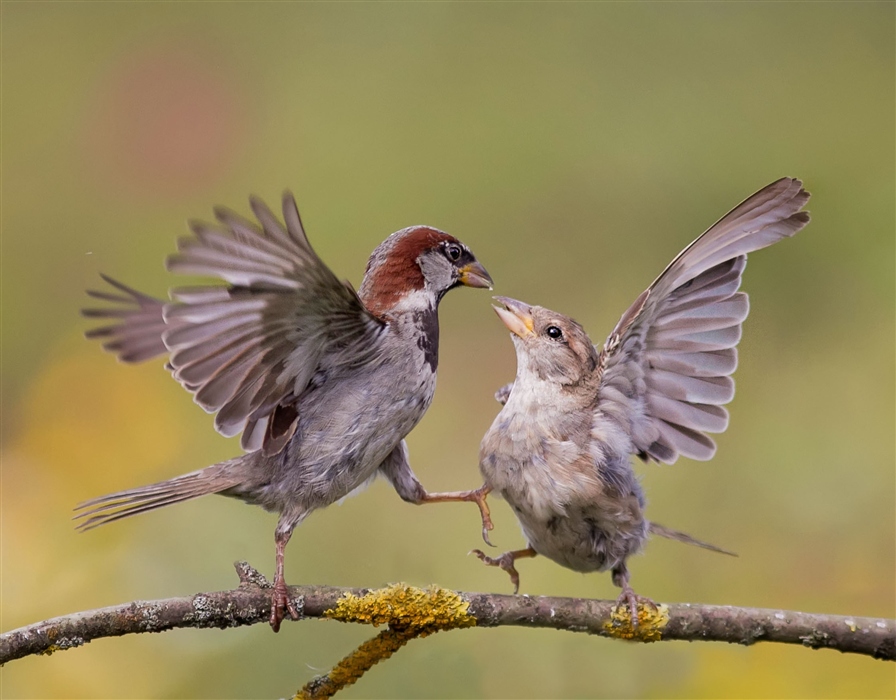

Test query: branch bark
[2,562,892,673]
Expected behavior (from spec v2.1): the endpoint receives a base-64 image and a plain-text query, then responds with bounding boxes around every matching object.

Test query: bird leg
[612,564,656,629]
[418,485,494,546]
[270,526,301,632]
[377,446,494,545]
[471,546,537,594]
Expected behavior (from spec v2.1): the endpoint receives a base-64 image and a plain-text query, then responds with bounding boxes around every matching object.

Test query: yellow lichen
[296,585,477,699]
[296,627,417,700]
[602,602,669,642]
[323,583,477,635]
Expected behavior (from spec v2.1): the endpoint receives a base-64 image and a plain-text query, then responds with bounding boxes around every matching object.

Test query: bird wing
[83,192,386,455]
[594,178,810,463]
[83,275,174,363]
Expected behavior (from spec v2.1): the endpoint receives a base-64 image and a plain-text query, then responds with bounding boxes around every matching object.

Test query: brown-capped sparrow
[75,192,494,631]
[472,178,810,622]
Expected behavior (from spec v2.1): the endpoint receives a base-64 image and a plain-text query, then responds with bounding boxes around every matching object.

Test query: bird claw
[471,549,521,594]
[478,507,495,547]
[269,579,300,632]
[615,585,657,629]
[468,487,494,547]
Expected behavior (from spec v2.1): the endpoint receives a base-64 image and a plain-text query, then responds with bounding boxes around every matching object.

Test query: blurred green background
[2,3,893,698]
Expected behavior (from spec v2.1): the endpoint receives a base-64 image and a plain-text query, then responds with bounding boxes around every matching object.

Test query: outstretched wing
[83,193,386,455]
[83,275,174,363]
[595,178,810,463]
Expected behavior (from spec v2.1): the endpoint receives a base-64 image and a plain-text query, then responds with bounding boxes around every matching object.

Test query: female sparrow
[474,178,810,621]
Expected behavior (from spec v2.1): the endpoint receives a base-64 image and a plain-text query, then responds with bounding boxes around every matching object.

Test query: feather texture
[596,178,810,463]
[82,275,174,363]
[83,193,386,454]
[74,463,241,531]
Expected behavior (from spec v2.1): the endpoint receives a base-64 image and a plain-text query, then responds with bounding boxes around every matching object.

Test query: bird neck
[379,287,439,315]
[508,369,598,416]
[368,290,441,372]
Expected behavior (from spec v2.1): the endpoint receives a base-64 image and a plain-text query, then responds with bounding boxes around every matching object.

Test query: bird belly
[244,362,437,515]
[514,503,648,574]
[481,435,648,574]
[480,398,649,575]
[483,456,641,573]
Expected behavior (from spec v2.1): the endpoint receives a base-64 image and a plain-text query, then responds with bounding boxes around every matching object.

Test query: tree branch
[296,626,424,699]
[2,562,892,676]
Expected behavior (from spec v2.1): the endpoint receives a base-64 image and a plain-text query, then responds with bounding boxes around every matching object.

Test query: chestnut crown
[359,226,491,317]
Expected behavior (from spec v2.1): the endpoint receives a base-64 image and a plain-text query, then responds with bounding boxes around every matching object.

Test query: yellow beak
[493,296,535,338]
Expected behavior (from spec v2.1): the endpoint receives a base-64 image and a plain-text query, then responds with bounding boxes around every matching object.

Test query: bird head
[493,296,599,387]
[360,226,492,317]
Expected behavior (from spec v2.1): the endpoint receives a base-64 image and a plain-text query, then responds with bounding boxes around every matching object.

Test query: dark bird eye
[546,325,563,340]
[444,243,462,261]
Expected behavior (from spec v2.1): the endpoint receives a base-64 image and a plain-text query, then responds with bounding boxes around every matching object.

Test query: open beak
[492,296,535,339]
[458,261,493,290]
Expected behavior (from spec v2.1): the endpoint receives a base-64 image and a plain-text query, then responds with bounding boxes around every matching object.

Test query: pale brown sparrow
[473,178,810,621]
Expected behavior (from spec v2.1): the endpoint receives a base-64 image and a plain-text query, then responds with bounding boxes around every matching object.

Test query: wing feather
[595,178,810,463]
[645,370,735,405]
[81,275,174,363]
[649,323,744,353]
[83,192,386,454]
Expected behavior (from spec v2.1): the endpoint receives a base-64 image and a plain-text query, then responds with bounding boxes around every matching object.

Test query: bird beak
[492,296,535,339]
[458,261,493,290]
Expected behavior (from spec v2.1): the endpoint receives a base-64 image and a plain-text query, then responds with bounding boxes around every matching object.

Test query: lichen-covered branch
[296,584,478,698]
[2,561,893,673]
[296,626,421,699]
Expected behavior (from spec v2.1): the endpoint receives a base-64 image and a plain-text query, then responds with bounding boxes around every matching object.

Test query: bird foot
[615,585,657,629]
[269,578,301,632]
[471,549,521,594]
[470,488,495,547]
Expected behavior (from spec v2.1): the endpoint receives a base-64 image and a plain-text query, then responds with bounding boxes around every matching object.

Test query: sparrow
[472,177,810,622]
[75,192,494,631]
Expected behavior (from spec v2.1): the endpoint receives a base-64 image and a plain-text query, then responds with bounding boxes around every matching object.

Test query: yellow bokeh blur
[15,343,188,492]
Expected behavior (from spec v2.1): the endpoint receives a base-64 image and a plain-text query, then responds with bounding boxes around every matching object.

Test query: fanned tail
[648,521,737,557]
[73,463,242,531]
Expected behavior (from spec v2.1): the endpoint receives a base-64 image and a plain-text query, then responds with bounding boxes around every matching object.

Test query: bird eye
[546,325,564,340]
[444,243,462,262]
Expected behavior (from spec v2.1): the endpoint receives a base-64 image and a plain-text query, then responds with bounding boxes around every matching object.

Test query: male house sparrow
[75,192,493,630]
[473,178,810,620]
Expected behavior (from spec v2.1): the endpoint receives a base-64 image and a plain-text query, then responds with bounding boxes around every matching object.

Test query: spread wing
[594,177,810,463]
[83,192,386,455]
[84,276,173,363]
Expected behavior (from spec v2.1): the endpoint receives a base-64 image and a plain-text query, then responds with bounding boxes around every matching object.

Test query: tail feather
[73,464,241,531]
[648,521,737,557]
